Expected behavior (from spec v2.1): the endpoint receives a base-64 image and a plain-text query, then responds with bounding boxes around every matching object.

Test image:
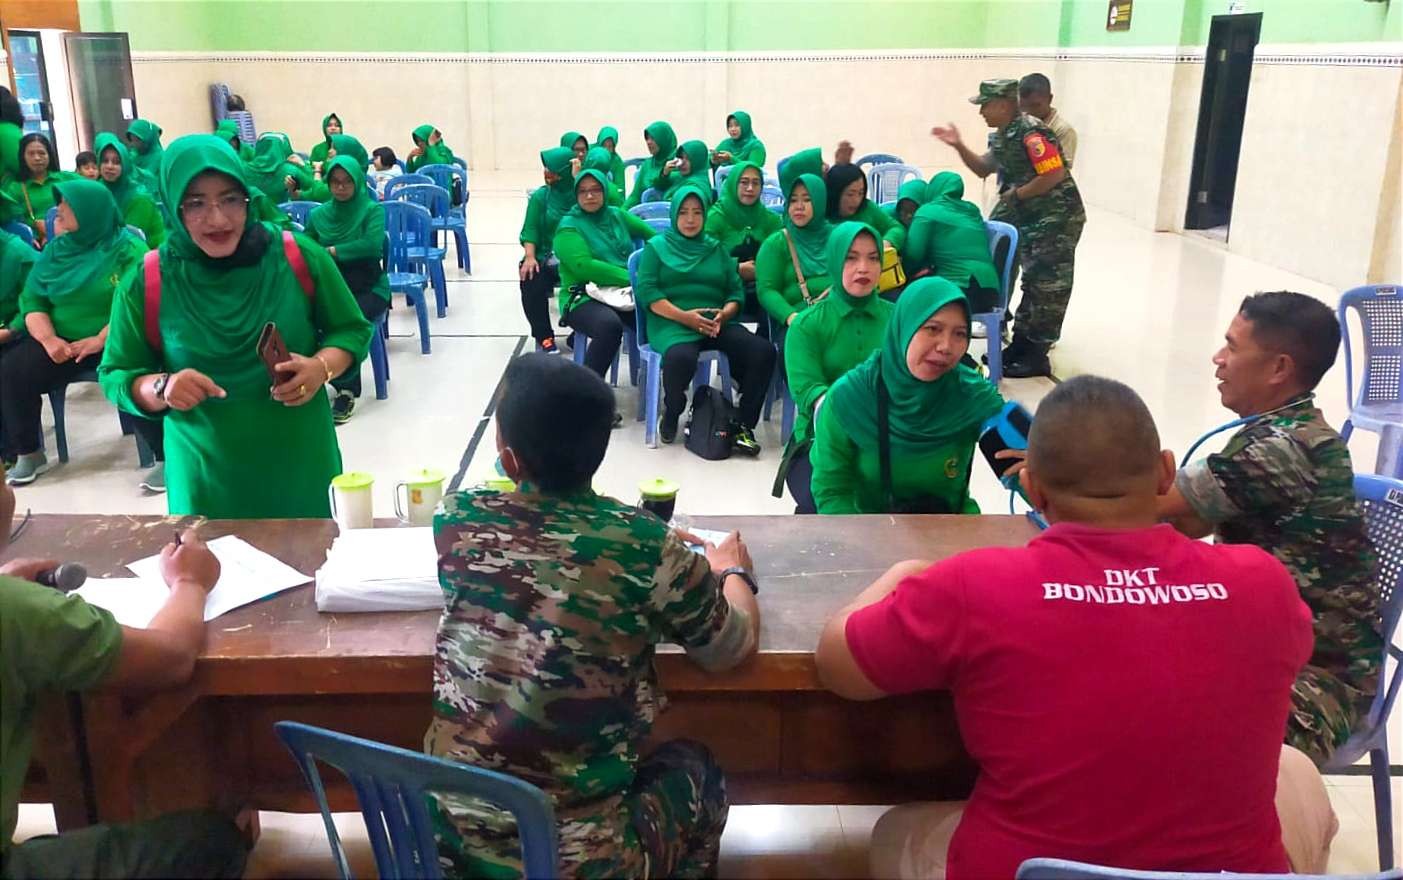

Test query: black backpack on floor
[685,386,735,461]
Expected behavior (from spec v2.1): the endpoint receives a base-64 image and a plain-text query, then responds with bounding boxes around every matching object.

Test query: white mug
[328,472,374,531]
[394,468,446,526]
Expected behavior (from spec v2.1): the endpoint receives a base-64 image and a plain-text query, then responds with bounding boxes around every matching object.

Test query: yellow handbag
[878,242,906,293]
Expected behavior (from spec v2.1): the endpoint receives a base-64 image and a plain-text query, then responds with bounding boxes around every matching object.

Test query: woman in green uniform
[303,156,388,425]
[553,169,656,386]
[754,173,832,331]
[634,185,774,453]
[0,88,24,187]
[124,118,164,190]
[904,171,1001,312]
[98,135,372,518]
[560,131,588,162]
[624,121,677,208]
[824,162,904,250]
[711,110,766,170]
[518,147,575,352]
[656,140,712,205]
[809,277,1004,514]
[582,147,623,206]
[593,125,627,192]
[3,180,156,485]
[407,124,455,172]
[704,161,780,323]
[3,134,70,247]
[777,146,824,198]
[245,135,315,205]
[296,134,370,203]
[308,113,342,168]
[891,178,928,232]
[214,120,253,164]
[775,221,893,514]
[0,225,38,465]
[94,132,166,248]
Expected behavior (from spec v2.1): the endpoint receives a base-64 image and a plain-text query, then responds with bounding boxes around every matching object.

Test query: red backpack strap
[142,248,163,352]
[282,230,315,298]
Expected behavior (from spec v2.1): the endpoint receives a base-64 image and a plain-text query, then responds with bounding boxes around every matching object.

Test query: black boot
[1003,343,1052,379]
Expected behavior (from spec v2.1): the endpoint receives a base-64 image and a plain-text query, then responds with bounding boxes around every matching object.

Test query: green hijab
[716,110,757,156]
[825,221,882,309]
[320,113,341,148]
[924,171,983,222]
[125,118,164,176]
[539,146,576,224]
[560,130,586,152]
[413,124,435,145]
[714,160,771,232]
[649,186,720,274]
[671,140,712,195]
[247,135,290,174]
[554,170,633,266]
[785,173,832,277]
[158,134,270,264]
[779,146,823,199]
[93,131,145,210]
[595,126,619,151]
[826,277,1003,454]
[25,178,138,299]
[642,121,678,172]
[583,146,613,176]
[327,134,368,170]
[306,156,373,243]
[896,178,930,210]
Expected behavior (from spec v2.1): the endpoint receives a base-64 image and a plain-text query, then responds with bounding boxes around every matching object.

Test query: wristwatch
[152,372,171,402]
[719,566,759,595]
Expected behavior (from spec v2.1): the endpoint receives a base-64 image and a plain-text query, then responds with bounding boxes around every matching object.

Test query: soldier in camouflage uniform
[933,78,1086,378]
[1164,292,1381,766]
[426,354,760,878]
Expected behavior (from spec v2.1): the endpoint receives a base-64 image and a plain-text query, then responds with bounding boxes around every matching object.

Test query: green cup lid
[638,478,679,500]
[404,467,445,486]
[331,471,374,490]
[483,477,516,492]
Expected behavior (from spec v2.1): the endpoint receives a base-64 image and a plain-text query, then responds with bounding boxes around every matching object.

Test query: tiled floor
[9,172,1400,875]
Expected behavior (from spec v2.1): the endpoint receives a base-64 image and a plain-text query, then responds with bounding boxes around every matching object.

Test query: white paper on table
[126,534,311,621]
[72,578,169,629]
[314,527,441,612]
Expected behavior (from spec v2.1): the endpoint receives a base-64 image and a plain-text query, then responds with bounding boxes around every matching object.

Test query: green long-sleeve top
[407,142,454,173]
[633,242,743,357]
[0,232,37,334]
[783,294,893,448]
[846,200,905,251]
[3,173,72,238]
[245,162,314,206]
[754,230,832,327]
[703,202,781,259]
[18,236,145,341]
[809,406,980,515]
[552,211,657,315]
[715,140,766,168]
[519,187,566,258]
[904,204,1000,293]
[119,191,167,249]
[99,232,373,519]
[303,203,391,305]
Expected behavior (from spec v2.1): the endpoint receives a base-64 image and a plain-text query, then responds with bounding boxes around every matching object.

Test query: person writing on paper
[815,376,1336,877]
[0,469,252,877]
[429,353,760,879]
[98,135,373,519]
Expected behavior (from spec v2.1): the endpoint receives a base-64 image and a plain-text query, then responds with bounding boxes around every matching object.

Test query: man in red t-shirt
[816,376,1336,879]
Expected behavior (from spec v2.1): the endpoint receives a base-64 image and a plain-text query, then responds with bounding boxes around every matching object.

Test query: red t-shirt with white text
[846,523,1311,879]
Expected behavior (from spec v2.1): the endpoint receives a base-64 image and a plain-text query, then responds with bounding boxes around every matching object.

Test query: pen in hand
[174,531,183,547]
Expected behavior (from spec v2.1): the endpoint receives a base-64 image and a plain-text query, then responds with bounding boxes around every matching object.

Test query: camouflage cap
[970,79,1019,105]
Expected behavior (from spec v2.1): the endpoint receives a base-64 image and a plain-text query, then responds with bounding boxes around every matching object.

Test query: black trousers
[0,335,164,460]
[563,300,632,378]
[785,447,817,515]
[662,323,776,429]
[519,259,560,345]
[331,290,391,398]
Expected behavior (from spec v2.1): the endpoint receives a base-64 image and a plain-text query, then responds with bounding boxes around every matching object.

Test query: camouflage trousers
[993,200,1086,347]
[1286,664,1367,768]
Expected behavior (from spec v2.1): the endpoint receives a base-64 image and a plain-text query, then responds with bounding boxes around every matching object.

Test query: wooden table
[10,513,1037,829]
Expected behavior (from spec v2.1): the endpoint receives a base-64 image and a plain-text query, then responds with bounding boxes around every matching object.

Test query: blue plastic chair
[384,173,433,203]
[775,155,790,182]
[451,156,466,171]
[627,249,733,448]
[275,721,558,880]
[1339,285,1403,477]
[379,224,432,354]
[294,151,311,164]
[2,220,35,246]
[640,187,667,204]
[277,200,320,228]
[760,315,796,444]
[977,221,1020,384]
[1016,858,1402,879]
[409,163,470,273]
[44,206,57,244]
[713,163,734,194]
[1320,473,1403,869]
[629,202,671,222]
[390,184,452,316]
[760,184,785,213]
[362,311,390,400]
[622,156,646,193]
[855,152,903,170]
[571,309,639,388]
[867,162,920,205]
[46,369,155,466]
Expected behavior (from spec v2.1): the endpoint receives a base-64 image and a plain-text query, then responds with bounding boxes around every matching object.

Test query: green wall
[79,0,1403,53]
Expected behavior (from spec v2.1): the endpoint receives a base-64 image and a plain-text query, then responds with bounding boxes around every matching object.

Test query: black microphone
[36,562,88,592]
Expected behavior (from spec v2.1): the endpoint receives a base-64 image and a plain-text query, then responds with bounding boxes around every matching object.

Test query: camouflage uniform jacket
[1176,396,1382,721]
[426,484,747,876]
[989,113,1084,225]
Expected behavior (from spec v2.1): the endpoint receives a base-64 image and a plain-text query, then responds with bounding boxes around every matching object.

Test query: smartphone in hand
[256,322,293,385]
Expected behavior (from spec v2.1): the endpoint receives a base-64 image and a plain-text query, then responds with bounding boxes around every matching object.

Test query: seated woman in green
[625,121,678,208]
[776,221,893,514]
[407,124,455,172]
[214,120,254,164]
[656,140,712,204]
[824,162,904,251]
[711,110,766,170]
[303,156,389,425]
[634,185,775,453]
[99,135,372,518]
[904,171,1002,312]
[809,277,1005,515]
[553,170,657,389]
[704,161,780,321]
[518,147,575,352]
[890,178,929,232]
[295,134,370,203]
[754,173,832,332]
[582,146,623,206]
[2,180,159,487]
[593,125,626,192]
[3,133,71,247]
[561,131,588,163]
[308,112,342,170]
[124,118,164,192]
[777,146,825,198]
[0,224,37,464]
[245,135,315,206]
[95,132,166,248]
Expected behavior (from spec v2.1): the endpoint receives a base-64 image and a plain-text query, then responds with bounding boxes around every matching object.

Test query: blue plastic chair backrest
[2,220,35,246]
[381,201,433,274]
[393,183,451,220]
[366,178,378,199]
[629,202,671,222]
[1352,473,1403,729]
[1338,285,1403,411]
[641,217,670,233]
[775,155,790,181]
[714,163,733,193]
[275,721,558,880]
[210,83,231,123]
[43,206,57,244]
[760,184,785,212]
[278,200,320,228]
[1017,857,1403,879]
[622,156,646,192]
[231,111,257,144]
[856,152,903,170]
[295,151,311,163]
[984,221,1019,313]
[867,162,920,205]
[640,187,666,203]
[628,248,649,348]
[451,156,467,170]
[384,174,434,202]
[414,163,466,199]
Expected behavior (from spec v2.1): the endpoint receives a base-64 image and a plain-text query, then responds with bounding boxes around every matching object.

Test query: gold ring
[299,384,307,396]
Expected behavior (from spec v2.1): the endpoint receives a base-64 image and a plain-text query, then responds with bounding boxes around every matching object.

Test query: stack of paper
[314,527,442,613]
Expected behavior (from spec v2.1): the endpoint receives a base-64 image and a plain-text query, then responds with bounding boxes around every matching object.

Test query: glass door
[62,32,137,151]
[6,29,54,136]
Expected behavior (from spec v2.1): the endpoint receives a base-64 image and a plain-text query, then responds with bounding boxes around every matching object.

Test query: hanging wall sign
[1107,1,1133,30]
